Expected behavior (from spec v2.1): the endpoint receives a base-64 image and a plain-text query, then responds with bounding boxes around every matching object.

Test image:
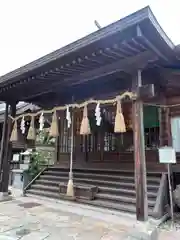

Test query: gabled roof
[0,6,175,86]
[0,102,40,122]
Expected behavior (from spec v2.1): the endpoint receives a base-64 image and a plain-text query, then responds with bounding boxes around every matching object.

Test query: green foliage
[24,151,46,179]
[36,129,55,146]
[25,129,56,179]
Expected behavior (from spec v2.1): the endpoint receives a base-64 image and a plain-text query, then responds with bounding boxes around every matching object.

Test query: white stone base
[0,192,13,201]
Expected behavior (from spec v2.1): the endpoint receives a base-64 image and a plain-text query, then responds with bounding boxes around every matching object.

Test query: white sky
[0,0,179,76]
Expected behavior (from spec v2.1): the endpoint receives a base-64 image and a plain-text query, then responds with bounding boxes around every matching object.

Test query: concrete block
[124,227,158,240]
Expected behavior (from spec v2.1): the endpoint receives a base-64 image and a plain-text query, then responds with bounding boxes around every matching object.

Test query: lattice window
[75,109,102,153]
[144,127,159,149]
[103,107,116,152]
[86,110,100,152]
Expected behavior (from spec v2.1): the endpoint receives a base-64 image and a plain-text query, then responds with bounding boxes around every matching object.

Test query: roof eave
[0,6,175,86]
[0,6,151,85]
[147,7,175,50]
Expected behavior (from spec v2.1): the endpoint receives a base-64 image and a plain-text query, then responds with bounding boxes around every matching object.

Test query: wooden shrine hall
[1,6,180,221]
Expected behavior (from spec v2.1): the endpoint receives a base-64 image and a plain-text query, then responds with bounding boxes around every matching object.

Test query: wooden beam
[140,35,168,61]
[18,51,157,102]
[165,107,172,146]
[31,77,131,107]
[158,107,163,147]
[132,69,148,221]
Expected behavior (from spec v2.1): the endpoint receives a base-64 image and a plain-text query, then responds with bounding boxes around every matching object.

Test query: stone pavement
[0,188,178,239]
[0,198,130,239]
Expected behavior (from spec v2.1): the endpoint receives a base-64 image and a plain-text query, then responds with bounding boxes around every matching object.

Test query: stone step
[49,166,162,177]
[27,187,154,214]
[77,199,154,215]
[31,180,157,200]
[26,189,60,199]
[40,175,131,188]
[31,183,157,201]
[98,186,158,198]
[31,184,59,193]
[26,189,153,216]
[26,166,161,217]
[95,193,155,207]
[36,179,59,186]
[39,175,159,190]
[44,170,160,184]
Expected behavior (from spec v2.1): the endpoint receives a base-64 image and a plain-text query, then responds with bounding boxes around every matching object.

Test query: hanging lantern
[10,120,18,142]
[95,103,101,126]
[80,105,91,135]
[39,112,45,131]
[20,116,25,134]
[49,111,59,137]
[66,106,71,128]
[27,116,36,140]
[114,99,126,133]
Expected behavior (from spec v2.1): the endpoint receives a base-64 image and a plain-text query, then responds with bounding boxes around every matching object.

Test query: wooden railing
[23,166,47,195]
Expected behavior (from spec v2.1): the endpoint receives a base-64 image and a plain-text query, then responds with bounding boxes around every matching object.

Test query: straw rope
[9,91,136,121]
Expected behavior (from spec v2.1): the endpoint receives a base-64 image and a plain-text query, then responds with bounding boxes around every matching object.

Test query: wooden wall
[166,96,180,167]
[56,103,166,172]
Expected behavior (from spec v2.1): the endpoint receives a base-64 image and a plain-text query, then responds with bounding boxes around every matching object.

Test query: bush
[24,151,46,179]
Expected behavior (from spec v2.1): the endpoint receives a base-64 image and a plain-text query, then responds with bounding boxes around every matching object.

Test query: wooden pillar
[84,136,88,162]
[0,103,9,186]
[159,106,172,147]
[0,102,16,193]
[132,69,148,221]
[165,107,172,146]
[158,107,163,147]
[54,134,59,164]
[54,113,60,164]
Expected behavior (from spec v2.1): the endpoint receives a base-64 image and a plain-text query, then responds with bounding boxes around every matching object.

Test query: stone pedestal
[12,169,24,189]
[12,169,30,190]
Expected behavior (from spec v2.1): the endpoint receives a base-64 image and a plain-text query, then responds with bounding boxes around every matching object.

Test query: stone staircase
[26,167,163,217]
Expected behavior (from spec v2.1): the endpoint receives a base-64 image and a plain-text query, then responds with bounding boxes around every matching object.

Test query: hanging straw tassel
[114,99,126,133]
[49,111,59,137]
[80,105,91,135]
[10,120,18,142]
[27,116,36,140]
[66,177,74,198]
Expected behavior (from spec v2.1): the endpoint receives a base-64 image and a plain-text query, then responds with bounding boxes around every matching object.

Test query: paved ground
[0,189,179,239]
[0,198,131,239]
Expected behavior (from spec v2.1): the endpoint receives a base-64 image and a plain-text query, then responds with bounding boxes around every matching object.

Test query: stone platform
[0,188,178,239]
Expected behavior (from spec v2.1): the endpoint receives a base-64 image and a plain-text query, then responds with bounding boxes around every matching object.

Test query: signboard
[158,146,176,164]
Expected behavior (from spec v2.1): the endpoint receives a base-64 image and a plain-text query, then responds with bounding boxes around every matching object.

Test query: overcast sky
[0,0,179,76]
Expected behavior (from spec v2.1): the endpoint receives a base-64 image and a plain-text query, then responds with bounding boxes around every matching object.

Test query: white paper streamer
[66,106,71,128]
[95,103,101,126]
[39,112,45,131]
[20,116,25,134]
